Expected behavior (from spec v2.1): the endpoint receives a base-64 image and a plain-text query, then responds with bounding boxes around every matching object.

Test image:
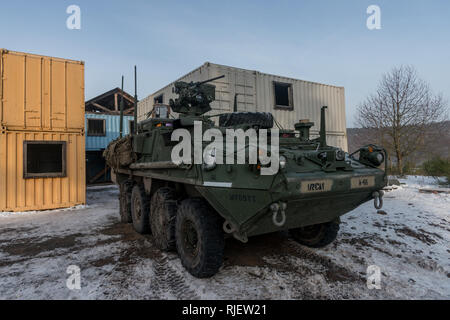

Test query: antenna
[134,66,138,134]
[319,106,328,147]
[119,76,124,138]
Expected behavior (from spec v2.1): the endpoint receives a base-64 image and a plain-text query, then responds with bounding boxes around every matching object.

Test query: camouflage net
[103,136,136,169]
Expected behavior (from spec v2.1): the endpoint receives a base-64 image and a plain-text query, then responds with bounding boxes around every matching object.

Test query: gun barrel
[197,75,225,86]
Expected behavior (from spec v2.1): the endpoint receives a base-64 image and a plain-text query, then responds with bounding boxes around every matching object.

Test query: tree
[355,66,448,175]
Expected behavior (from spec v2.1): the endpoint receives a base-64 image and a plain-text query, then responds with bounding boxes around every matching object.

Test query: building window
[154,94,164,104]
[154,105,169,118]
[87,119,106,136]
[23,141,67,178]
[273,81,293,109]
[129,120,135,134]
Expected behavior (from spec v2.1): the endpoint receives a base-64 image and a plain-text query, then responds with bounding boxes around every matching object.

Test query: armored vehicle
[105,75,387,278]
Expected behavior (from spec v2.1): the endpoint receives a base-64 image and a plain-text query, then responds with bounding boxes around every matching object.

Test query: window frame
[273,81,294,110]
[87,118,106,136]
[154,94,164,104]
[23,141,67,179]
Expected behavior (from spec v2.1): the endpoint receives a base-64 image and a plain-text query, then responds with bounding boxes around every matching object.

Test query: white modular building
[138,62,347,150]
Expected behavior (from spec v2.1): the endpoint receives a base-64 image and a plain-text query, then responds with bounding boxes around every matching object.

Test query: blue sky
[1,0,449,126]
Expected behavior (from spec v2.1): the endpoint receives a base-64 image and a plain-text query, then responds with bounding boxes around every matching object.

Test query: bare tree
[355,66,448,175]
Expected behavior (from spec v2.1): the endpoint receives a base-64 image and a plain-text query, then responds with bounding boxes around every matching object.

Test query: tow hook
[270,202,287,227]
[372,191,384,209]
[223,221,236,234]
[223,221,248,243]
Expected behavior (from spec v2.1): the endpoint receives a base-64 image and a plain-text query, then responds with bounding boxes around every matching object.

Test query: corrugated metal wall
[85,113,134,151]
[0,49,86,212]
[0,131,85,212]
[138,62,347,151]
[0,49,85,132]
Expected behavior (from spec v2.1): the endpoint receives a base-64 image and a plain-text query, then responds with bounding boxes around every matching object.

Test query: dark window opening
[87,119,106,136]
[154,94,164,104]
[24,141,66,178]
[129,120,135,134]
[273,82,293,109]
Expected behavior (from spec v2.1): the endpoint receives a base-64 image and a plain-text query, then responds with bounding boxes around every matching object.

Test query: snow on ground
[0,179,448,300]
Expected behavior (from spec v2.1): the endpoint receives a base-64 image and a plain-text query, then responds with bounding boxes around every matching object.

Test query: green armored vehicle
[105,75,387,278]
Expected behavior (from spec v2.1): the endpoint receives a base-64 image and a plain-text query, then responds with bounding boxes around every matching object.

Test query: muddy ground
[0,179,448,299]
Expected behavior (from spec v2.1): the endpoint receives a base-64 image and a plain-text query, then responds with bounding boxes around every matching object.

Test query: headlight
[279,155,287,169]
[366,151,384,166]
[203,147,217,170]
[376,153,384,163]
[359,146,385,167]
[336,149,345,161]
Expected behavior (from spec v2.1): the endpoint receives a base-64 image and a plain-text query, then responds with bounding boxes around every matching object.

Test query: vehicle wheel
[290,221,340,248]
[131,184,150,234]
[119,180,133,223]
[150,188,178,251]
[175,198,224,278]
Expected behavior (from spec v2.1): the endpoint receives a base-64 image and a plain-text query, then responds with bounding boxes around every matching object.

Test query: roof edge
[147,62,344,98]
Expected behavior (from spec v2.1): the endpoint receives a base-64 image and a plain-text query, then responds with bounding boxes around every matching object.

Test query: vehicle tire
[175,198,224,278]
[219,112,274,129]
[131,184,150,234]
[119,180,133,223]
[290,221,340,248]
[150,188,178,251]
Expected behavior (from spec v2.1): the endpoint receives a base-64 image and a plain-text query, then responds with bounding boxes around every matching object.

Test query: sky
[0,0,449,127]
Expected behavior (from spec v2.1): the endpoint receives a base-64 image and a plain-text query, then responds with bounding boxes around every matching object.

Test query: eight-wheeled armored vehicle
[104,75,387,278]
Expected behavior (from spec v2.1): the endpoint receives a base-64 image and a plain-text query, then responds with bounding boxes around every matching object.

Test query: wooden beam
[114,93,118,111]
[124,107,135,115]
[92,102,118,114]
[89,167,109,184]
[120,91,135,104]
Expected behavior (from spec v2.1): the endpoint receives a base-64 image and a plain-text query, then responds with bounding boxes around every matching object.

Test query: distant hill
[347,121,450,166]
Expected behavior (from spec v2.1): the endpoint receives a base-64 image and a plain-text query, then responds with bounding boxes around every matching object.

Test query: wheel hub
[182,220,199,258]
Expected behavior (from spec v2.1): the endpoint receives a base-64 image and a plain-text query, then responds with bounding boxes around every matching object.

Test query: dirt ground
[0,178,448,300]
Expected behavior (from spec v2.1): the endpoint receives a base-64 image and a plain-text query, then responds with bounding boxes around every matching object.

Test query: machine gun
[169,75,225,116]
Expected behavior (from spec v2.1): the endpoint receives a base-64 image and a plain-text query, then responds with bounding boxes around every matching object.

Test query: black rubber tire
[150,188,178,251]
[119,181,133,223]
[131,184,150,234]
[175,198,224,278]
[219,112,274,129]
[290,221,340,248]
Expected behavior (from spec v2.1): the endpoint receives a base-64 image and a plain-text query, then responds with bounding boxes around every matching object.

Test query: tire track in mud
[97,222,199,299]
[261,239,377,299]
[287,239,366,281]
[150,253,200,300]
[223,232,379,299]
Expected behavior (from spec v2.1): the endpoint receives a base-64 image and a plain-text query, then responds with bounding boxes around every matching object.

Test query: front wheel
[175,198,224,278]
[290,221,340,248]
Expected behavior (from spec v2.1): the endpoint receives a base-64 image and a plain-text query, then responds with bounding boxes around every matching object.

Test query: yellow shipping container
[0,130,85,211]
[0,49,85,132]
[0,49,85,212]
